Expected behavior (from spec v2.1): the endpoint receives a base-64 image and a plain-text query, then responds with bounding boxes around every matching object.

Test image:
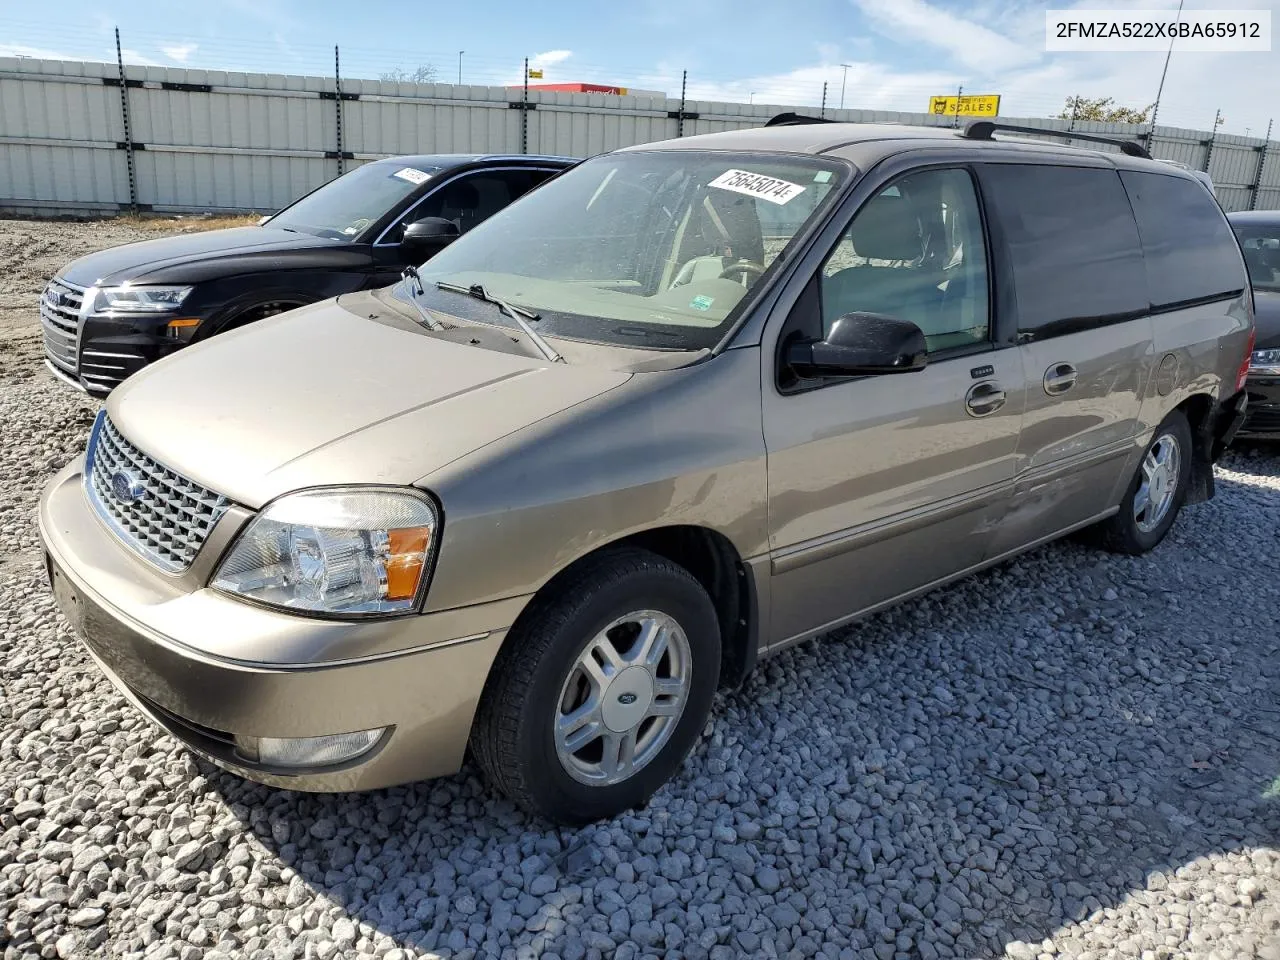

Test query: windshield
[269,161,440,240]
[415,151,848,350]
[1235,223,1280,293]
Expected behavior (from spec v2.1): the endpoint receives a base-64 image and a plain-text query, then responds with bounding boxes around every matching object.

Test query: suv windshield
[269,161,441,240]
[415,151,848,350]
[1235,222,1280,293]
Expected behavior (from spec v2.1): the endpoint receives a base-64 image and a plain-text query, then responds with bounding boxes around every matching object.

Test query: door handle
[1043,362,1079,396]
[965,381,1006,417]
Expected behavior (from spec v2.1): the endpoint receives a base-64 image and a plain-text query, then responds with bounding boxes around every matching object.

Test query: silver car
[40,120,1252,823]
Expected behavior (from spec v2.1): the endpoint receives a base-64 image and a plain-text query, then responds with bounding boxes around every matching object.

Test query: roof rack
[764,112,835,127]
[961,120,1152,160]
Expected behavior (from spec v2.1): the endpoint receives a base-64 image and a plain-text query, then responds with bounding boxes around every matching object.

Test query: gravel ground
[2,217,1280,960]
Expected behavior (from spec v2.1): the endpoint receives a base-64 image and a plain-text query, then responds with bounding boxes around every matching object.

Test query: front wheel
[1093,410,1193,555]
[470,548,721,824]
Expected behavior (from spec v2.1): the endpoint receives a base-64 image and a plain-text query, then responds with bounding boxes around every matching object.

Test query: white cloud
[502,49,575,86]
[853,0,1038,73]
[120,48,164,67]
[162,43,198,63]
[0,41,166,68]
[532,49,573,66]
[0,43,82,61]
[529,49,573,77]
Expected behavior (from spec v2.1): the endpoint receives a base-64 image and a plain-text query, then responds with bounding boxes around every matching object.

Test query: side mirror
[786,312,927,378]
[402,217,460,253]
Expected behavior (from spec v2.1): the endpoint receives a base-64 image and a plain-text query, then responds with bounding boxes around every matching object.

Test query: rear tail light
[1236,326,1255,393]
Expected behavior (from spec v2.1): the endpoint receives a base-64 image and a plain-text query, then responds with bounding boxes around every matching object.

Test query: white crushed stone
[2,218,1279,960]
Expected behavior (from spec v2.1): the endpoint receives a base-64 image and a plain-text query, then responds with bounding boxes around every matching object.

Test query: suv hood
[107,299,630,507]
[60,226,341,287]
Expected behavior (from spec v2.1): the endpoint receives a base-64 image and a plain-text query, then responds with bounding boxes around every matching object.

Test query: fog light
[247,728,386,768]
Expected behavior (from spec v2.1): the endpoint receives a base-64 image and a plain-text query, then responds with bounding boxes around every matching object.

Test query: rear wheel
[1093,410,1193,555]
[471,548,720,824]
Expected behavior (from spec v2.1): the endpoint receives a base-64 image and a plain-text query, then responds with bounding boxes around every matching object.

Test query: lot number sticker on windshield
[709,169,806,205]
[393,167,432,185]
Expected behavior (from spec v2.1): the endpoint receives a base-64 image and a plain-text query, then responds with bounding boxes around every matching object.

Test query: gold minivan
[40,118,1252,823]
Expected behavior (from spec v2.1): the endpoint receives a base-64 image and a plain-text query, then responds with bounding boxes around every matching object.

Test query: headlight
[1250,349,1280,377]
[212,488,438,616]
[92,285,193,313]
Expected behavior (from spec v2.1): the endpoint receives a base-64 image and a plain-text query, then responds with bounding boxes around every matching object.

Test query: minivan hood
[60,226,340,287]
[108,299,630,507]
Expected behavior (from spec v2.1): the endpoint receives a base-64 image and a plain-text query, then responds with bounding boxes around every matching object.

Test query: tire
[1094,410,1194,555]
[471,547,721,824]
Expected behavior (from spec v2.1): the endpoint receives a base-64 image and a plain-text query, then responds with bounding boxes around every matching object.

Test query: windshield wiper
[399,267,445,331]
[435,281,564,363]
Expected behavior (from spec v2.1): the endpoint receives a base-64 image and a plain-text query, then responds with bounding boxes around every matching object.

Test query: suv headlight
[1250,349,1280,377]
[92,285,193,313]
[212,488,438,616]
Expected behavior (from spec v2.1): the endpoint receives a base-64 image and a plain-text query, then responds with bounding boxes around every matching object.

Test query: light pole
[457,50,465,85]
[839,63,853,110]
[749,92,755,104]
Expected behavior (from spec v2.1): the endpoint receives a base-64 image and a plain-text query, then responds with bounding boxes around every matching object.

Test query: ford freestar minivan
[40,119,1252,824]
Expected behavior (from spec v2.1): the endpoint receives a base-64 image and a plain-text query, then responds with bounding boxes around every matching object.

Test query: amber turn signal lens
[165,318,202,341]
[385,526,432,600]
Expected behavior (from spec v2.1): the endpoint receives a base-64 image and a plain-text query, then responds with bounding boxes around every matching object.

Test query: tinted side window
[400,170,550,236]
[1233,222,1280,293]
[1120,171,1248,308]
[980,164,1146,340]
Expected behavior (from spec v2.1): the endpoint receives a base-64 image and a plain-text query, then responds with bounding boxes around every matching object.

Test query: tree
[380,64,438,84]
[1059,96,1153,124]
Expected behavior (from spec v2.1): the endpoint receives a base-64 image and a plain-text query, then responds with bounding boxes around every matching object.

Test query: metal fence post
[1202,108,1220,174]
[820,82,827,119]
[333,46,345,176]
[666,71,697,136]
[679,71,687,137]
[952,84,963,129]
[1252,118,1274,211]
[114,28,138,213]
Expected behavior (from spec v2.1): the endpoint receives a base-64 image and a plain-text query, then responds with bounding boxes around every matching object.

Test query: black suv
[1229,210,1280,438]
[40,154,572,395]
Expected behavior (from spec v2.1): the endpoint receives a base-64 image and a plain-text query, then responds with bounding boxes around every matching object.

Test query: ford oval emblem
[111,470,145,503]
[617,692,638,705]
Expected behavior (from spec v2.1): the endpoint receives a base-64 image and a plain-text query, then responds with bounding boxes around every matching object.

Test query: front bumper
[46,313,188,397]
[1239,376,1280,439]
[38,459,523,791]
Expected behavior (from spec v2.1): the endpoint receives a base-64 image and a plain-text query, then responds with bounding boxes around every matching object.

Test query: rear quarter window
[979,164,1146,340]
[1119,170,1247,310]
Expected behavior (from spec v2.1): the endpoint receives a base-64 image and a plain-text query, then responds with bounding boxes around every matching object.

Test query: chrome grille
[40,278,84,375]
[85,413,229,573]
[79,348,135,392]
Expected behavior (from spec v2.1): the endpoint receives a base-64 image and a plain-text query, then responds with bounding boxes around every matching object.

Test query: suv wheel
[471,548,720,824]
[1094,410,1193,555]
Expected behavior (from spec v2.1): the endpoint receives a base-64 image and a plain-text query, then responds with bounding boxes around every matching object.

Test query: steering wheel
[719,261,764,285]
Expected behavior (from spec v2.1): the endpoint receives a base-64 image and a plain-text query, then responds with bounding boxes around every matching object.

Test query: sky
[1,0,1278,135]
